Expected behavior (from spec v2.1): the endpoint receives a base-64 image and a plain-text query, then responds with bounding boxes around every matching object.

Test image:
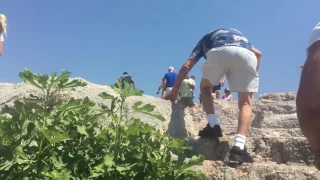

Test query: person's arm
[251,46,262,72]
[189,80,196,90]
[162,75,167,88]
[131,79,136,89]
[0,42,2,56]
[229,95,233,102]
[172,34,208,90]
[173,58,198,90]
[157,81,163,94]
[0,34,4,56]
[220,78,225,86]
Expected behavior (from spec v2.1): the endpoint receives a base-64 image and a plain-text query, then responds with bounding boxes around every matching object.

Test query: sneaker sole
[198,131,223,138]
[198,133,223,138]
[229,154,253,163]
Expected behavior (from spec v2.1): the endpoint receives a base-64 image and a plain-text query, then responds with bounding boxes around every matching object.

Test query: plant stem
[37,136,44,171]
[114,95,125,161]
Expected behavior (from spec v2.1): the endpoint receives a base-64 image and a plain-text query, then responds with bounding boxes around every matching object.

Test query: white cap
[308,22,320,49]
[168,66,174,70]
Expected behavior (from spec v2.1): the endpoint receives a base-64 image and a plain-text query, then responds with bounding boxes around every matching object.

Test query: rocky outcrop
[0,80,319,179]
[188,93,320,179]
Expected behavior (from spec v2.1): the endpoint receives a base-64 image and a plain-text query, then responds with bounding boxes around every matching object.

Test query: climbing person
[212,78,225,99]
[156,78,165,97]
[115,72,136,90]
[0,14,7,56]
[162,28,262,164]
[162,66,177,97]
[297,21,320,170]
[222,88,233,102]
[179,74,196,108]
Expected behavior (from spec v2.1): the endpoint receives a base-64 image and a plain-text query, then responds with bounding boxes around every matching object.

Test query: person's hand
[156,91,160,94]
[162,88,179,102]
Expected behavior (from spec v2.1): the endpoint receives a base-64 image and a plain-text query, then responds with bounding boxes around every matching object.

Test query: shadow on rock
[167,102,188,138]
[185,137,231,161]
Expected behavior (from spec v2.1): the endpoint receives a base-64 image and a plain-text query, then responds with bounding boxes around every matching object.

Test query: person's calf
[198,78,223,138]
[230,92,254,151]
[228,92,254,163]
[236,92,254,136]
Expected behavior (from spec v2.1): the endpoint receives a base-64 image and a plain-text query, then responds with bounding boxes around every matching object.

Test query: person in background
[190,75,196,98]
[222,88,233,102]
[162,28,262,164]
[115,72,136,90]
[156,78,165,97]
[212,78,225,99]
[0,14,7,56]
[179,74,196,108]
[162,66,177,97]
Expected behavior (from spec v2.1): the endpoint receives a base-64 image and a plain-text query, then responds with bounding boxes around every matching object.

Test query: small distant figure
[222,88,233,102]
[162,66,177,98]
[0,14,7,56]
[179,74,195,107]
[212,78,225,99]
[156,78,165,97]
[190,75,196,98]
[198,94,202,104]
[115,72,136,90]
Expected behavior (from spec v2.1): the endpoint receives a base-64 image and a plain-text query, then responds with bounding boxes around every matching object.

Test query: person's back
[162,66,177,97]
[179,78,195,107]
[164,72,177,87]
[180,79,193,98]
[189,28,254,61]
[116,72,136,89]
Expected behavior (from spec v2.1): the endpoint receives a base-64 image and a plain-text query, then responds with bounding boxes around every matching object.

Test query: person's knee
[238,92,254,108]
[200,79,213,94]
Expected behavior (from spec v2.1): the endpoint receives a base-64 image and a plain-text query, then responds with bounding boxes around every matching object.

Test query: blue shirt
[163,72,177,87]
[189,28,253,62]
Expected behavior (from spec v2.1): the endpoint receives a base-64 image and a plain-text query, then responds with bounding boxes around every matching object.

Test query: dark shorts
[212,84,222,92]
[181,97,194,107]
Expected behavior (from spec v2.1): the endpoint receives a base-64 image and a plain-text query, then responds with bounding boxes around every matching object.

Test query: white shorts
[164,87,173,95]
[201,46,259,92]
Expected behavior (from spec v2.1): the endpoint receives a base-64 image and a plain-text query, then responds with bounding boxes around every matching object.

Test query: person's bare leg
[216,90,221,99]
[200,78,214,114]
[198,78,223,137]
[237,92,254,136]
[229,91,254,163]
[232,92,253,151]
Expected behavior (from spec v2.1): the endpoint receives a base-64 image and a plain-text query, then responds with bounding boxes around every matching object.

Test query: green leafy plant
[0,68,205,179]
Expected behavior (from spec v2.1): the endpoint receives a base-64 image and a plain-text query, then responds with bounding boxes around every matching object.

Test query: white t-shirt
[189,79,195,92]
[0,34,4,42]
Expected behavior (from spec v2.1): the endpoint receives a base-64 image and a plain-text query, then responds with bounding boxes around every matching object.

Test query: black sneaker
[229,146,253,163]
[198,124,223,138]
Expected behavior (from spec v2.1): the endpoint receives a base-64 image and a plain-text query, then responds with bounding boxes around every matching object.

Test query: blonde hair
[0,14,7,35]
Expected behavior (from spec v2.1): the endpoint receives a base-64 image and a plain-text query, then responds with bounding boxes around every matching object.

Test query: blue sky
[1,0,319,101]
